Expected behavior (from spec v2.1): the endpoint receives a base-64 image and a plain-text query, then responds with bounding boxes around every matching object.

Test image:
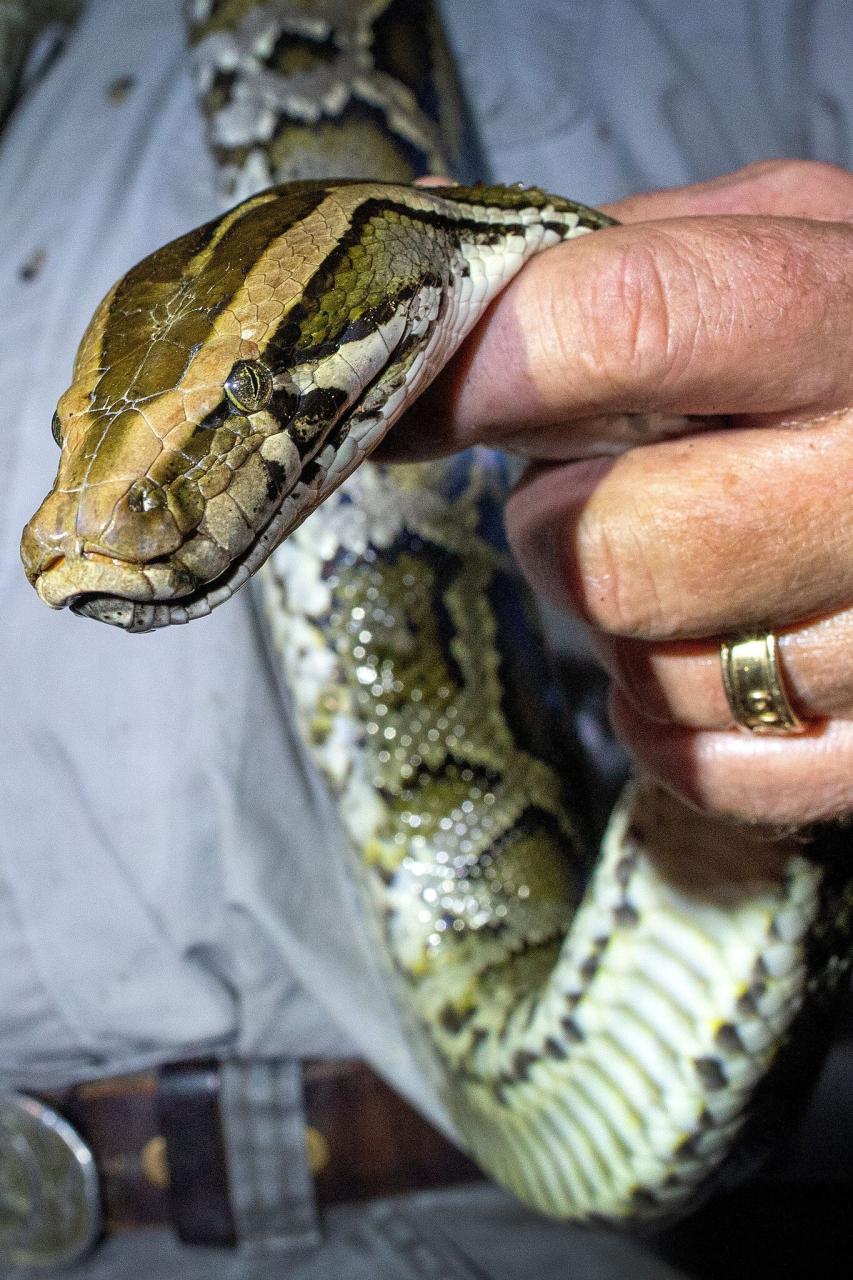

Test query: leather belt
[0,1059,481,1271]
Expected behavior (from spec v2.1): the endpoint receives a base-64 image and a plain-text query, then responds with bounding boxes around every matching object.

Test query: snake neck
[184,0,461,195]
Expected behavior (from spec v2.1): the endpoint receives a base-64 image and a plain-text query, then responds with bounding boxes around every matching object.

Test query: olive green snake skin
[18,0,853,1224]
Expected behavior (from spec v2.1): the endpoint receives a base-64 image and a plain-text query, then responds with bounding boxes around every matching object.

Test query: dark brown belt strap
[36,1059,481,1248]
[303,1060,481,1206]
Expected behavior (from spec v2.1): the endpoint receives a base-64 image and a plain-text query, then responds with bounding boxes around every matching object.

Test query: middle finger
[506,414,853,639]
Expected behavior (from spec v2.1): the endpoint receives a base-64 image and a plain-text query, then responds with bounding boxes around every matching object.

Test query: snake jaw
[24,418,348,631]
[27,542,198,616]
[24,180,610,633]
[70,595,137,628]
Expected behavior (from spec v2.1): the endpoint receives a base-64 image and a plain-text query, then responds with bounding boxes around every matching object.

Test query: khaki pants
[48,1184,685,1280]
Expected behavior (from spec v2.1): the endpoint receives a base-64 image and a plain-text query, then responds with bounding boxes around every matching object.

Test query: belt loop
[219,1060,321,1253]
[158,1061,236,1247]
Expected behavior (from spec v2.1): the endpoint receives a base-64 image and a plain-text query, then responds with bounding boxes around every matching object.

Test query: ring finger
[506,414,853,640]
[592,607,853,730]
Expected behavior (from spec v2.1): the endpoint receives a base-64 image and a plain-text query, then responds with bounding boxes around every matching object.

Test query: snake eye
[224,359,273,413]
[51,411,63,447]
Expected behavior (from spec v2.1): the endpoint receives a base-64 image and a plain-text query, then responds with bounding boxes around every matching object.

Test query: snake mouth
[43,551,239,632]
[64,551,247,631]
[30,499,284,631]
[41,464,311,631]
[32,547,199,628]
[30,369,400,630]
[70,593,138,627]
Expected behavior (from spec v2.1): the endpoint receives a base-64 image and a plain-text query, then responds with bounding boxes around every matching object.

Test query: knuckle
[789,158,851,188]
[579,231,711,404]
[730,158,853,217]
[742,157,850,188]
[688,733,853,826]
[602,638,676,723]
[574,504,676,637]
[770,157,853,199]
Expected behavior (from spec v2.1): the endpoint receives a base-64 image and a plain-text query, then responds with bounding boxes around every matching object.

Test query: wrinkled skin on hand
[391,160,853,828]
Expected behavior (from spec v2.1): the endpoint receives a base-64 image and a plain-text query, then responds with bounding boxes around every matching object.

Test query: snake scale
[17,0,853,1224]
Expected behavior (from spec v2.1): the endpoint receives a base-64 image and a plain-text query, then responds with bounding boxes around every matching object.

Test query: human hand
[390,161,853,827]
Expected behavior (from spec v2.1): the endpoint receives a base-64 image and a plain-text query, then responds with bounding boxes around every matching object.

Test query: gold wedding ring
[720,632,805,735]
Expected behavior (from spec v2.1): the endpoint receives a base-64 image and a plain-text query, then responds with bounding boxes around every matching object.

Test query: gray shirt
[1,0,850,1133]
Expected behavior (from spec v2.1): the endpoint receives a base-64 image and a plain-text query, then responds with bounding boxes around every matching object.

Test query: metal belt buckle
[0,1093,101,1272]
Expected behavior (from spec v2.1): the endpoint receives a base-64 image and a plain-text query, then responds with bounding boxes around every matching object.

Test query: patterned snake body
[19,0,853,1223]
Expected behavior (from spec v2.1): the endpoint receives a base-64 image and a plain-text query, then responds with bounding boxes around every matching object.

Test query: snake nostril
[93,485,183,563]
[127,478,167,513]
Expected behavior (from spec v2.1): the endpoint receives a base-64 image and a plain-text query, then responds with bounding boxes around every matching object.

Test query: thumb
[384,198,851,461]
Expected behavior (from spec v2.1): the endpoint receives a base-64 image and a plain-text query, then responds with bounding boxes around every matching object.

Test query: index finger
[605,158,853,223]
[386,166,853,461]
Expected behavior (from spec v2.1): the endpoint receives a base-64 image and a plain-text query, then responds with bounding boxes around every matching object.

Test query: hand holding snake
[393,159,853,829]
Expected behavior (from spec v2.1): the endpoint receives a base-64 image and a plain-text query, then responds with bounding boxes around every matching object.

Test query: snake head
[20,181,460,630]
[22,179,602,630]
